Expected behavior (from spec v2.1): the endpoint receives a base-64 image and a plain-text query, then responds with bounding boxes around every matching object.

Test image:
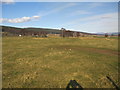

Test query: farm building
[1,26,91,37]
[60,28,87,37]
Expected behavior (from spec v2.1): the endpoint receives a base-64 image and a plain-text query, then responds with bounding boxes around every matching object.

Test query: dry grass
[2,36,119,88]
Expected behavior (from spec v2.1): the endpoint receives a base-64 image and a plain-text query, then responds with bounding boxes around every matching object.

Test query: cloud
[14,0,119,2]
[69,10,92,17]
[0,15,40,23]
[75,17,118,33]
[39,3,77,16]
[0,0,15,4]
[65,12,117,26]
[75,10,91,15]
[88,2,104,8]
[62,12,118,33]
[32,16,40,19]
[81,12,117,21]
[1,3,76,24]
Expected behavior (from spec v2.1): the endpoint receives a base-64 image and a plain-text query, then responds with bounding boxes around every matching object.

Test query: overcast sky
[0,0,119,33]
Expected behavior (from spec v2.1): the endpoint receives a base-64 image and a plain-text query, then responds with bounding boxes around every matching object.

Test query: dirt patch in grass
[33,38,48,39]
[52,45,119,57]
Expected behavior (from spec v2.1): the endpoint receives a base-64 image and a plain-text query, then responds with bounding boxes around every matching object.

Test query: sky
[0,0,119,33]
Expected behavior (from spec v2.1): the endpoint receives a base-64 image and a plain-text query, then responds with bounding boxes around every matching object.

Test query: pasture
[2,36,119,88]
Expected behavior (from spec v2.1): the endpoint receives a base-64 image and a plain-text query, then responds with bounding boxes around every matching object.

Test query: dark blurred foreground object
[66,80,83,90]
[105,33,108,37]
[106,76,119,90]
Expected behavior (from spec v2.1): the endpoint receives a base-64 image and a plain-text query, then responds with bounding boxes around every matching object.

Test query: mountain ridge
[0,25,91,35]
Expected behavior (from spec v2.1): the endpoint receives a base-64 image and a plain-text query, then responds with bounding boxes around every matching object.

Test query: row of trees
[61,28,86,37]
[61,28,120,38]
[19,29,47,37]
[2,26,120,37]
[105,33,120,37]
[2,27,48,37]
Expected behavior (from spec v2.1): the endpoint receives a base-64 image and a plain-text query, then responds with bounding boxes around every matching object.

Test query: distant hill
[26,27,61,34]
[94,32,120,35]
[1,25,61,34]
[0,25,91,35]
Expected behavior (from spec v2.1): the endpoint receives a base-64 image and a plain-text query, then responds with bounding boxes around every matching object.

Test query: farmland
[2,36,119,88]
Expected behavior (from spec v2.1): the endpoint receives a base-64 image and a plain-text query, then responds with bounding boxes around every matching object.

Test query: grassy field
[2,36,119,88]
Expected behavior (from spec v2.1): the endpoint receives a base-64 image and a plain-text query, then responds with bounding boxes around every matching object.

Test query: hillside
[1,25,61,34]
[1,25,91,35]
